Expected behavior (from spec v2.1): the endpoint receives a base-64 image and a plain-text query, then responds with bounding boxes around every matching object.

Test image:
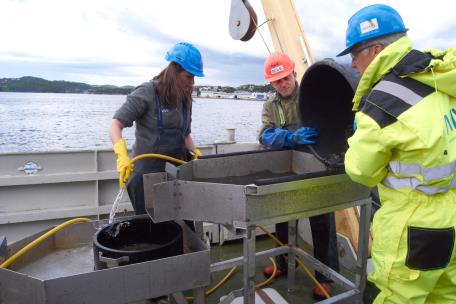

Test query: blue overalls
[127,96,189,215]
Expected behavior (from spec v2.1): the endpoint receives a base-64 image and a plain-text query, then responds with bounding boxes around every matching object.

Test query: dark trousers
[127,172,195,231]
[275,213,339,283]
[126,172,147,215]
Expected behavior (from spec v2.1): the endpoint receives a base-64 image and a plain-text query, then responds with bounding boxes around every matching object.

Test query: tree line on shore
[0,76,134,95]
[0,76,273,95]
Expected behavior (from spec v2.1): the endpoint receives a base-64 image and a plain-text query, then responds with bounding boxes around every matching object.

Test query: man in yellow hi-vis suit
[337,4,456,304]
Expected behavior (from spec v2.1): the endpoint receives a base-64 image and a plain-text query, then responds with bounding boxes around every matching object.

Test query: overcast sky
[1,0,455,87]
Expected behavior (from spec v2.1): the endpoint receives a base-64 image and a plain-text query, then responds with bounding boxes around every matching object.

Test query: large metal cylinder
[299,59,359,162]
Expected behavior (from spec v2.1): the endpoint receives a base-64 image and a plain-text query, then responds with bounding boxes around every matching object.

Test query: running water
[105,221,131,238]
[109,188,126,224]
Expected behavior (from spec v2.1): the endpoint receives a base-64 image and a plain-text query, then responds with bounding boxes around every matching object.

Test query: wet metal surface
[192,171,296,185]
[17,245,94,280]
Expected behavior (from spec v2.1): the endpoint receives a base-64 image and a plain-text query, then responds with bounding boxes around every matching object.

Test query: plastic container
[93,215,183,269]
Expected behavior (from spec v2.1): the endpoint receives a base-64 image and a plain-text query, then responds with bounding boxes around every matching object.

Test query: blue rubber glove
[292,127,318,145]
[261,128,295,148]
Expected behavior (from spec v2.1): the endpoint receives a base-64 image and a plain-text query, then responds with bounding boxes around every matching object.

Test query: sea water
[0,92,263,153]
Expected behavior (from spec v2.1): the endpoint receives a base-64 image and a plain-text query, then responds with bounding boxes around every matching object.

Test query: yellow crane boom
[261,0,314,83]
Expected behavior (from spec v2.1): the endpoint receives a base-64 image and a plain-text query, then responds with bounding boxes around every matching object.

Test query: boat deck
[134,235,352,304]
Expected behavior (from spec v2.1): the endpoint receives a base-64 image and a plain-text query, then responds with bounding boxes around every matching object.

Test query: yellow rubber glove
[113,139,133,188]
[191,148,202,160]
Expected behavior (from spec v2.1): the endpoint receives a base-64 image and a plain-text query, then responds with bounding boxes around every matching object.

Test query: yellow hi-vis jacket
[346,36,456,194]
[345,37,456,302]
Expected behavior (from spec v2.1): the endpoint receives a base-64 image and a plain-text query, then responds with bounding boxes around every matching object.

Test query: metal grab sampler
[144,149,372,303]
[0,219,210,304]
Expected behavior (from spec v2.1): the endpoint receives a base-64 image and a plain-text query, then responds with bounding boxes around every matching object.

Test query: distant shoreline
[0,91,267,101]
[193,96,266,101]
[0,90,129,96]
[0,76,273,99]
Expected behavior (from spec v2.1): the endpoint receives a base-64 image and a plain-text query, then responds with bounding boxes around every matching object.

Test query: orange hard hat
[264,52,295,82]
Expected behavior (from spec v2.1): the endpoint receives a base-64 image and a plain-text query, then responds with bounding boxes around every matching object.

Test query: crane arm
[261,0,314,83]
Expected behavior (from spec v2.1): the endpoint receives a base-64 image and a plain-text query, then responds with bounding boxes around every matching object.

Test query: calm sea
[0,92,263,153]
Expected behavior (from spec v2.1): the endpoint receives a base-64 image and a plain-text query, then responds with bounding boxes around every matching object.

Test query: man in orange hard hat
[259,51,340,300]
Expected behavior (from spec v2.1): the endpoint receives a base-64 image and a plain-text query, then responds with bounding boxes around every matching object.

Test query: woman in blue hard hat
[338,4,456,304]
[109,42,204,215]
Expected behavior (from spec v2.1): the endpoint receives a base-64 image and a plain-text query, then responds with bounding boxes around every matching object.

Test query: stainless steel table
[145,149,372,304]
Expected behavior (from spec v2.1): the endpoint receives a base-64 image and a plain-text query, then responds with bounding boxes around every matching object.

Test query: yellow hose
[255,257,277,289]
[208,266,238,294]
[185,256,277,301]
[258,225,330,299]
[131,153,186,165]
[185,266,238,301]
[0,217,91,269]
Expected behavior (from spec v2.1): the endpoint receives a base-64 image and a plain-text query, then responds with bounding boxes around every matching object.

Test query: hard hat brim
[337,28,408,57]
[336,47,351,57]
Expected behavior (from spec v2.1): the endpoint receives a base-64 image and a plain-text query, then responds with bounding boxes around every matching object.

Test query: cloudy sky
[1,0,455,87]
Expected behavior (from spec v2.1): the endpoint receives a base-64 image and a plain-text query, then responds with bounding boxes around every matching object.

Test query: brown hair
[153,62,191,108]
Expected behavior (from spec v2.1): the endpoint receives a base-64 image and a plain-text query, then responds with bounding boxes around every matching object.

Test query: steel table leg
[355,201,372,303]
[193,287,206,304]
[288,220,297,292]
[170,292,189,304]
[243,226,256,304]
[193,221,206,304]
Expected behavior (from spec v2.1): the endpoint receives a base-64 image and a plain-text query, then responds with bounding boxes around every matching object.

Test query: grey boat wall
[0,142,261,244]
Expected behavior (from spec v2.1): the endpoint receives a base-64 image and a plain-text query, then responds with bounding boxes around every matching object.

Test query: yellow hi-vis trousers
[369,186,456,304]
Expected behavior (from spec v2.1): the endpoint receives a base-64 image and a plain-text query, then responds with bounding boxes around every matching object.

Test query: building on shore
[192,87,274,101]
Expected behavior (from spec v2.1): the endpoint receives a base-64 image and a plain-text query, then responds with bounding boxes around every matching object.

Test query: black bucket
[93,215,183,270]
[299,59,359,166]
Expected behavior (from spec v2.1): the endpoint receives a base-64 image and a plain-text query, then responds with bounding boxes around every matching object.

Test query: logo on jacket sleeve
[444,108,456,137]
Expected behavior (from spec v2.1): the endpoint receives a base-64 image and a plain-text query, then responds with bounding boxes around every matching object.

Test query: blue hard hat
[165,42,204,77]
[337,4,407,57]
